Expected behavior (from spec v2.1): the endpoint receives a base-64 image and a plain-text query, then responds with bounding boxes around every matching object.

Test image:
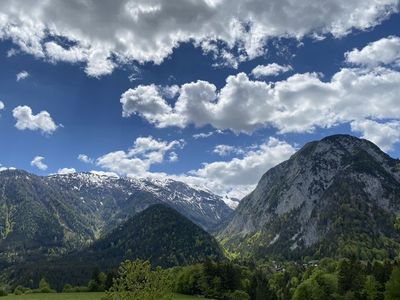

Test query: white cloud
[351,119,400,152]
[193,131,215,139]
[251,63,292,78]
[44,41,87,63]
[121,85,183,127]
[12,105,58,134]
[0,101,4,118]
[213,145,244,156]
[78,154,93,164]
[30,156,48,171]
[7,48,18,57]
[345,36,400,67]
[121,67,400,135]
[0,0,397,76]
[96,136,184,176]
[193,138,294,186]
[171,137,296,198]
[128,65,143,82]
[57,167,76,174]
[169,152,178,162]
[16,70,29,81]
[88,134,294,199]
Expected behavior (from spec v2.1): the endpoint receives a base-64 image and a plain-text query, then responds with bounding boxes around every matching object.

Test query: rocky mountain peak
[220,135,400,260]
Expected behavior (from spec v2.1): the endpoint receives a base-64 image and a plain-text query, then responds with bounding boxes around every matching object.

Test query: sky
[0,0,399,199]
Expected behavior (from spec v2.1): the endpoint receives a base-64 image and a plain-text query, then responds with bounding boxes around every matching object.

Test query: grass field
[1,292,209,299]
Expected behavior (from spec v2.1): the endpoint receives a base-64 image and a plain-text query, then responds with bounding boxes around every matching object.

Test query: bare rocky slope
[220,135,400,260]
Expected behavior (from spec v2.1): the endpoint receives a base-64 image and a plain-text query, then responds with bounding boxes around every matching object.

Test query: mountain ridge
[0,169,232,267]
[220,134,400,260]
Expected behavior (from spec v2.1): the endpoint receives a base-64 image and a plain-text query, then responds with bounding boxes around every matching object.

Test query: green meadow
[1,293,209,300]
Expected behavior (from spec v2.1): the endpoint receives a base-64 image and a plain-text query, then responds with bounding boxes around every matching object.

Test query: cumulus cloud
[345,36,400,67]
[90,134,294,198]
[57,167,76,174]
[0,0,397,76]
[121,85,183,127]
[44,41,87,63]
[30,156,48,170]
[78,154,94,164]
[121,67,400,135]
[12,105,58,134]
[351,119,400,152]
[44,41,115,77]
[0,101,4,111]
[96,136,184,176]
[193,138,294,186]
[16,70,29,81]
[169,137,296,198]
[251,63,292,78]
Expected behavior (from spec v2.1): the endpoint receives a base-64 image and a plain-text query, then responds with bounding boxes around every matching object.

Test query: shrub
[14,285,31,295]
[37,278,56,293]
[227,290,250,300]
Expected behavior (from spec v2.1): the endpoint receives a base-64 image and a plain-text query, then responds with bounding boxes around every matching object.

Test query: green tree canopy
[105,259,172,300]
[385,267,400,300]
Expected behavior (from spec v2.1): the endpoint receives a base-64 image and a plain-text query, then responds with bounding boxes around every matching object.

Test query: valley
[1,135,400,299]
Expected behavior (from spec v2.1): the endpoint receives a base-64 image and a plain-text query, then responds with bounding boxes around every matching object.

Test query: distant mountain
[0,170,232,266]
[220,135,400,260]
[47,172,233,232]
[9,204,225,290]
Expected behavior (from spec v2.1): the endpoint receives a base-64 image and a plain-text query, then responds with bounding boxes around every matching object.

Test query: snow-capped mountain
[47,171,233,232]
[0,169,232,266]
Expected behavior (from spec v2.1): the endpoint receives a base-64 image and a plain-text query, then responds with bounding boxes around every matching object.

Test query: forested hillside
[7,204,225,290]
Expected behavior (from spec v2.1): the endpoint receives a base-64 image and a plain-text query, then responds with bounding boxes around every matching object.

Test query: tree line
[3,257,400,300]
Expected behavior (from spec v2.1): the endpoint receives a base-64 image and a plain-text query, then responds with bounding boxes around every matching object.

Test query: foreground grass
[1,292,210,299]
[173,294,211,299]
[1,293,105,300]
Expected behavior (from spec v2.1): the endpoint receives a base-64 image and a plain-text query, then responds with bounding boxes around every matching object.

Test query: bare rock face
[220,134,400,260]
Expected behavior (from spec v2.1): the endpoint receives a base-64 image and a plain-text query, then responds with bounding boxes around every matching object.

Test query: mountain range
[1,134,400,283]
[0,170,232,267]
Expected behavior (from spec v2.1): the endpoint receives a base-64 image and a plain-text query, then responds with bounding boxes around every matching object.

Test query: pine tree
[363,275,379,300]
[385,268,400,300]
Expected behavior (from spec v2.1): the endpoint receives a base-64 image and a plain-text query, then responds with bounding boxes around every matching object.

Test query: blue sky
[0,1,399,198]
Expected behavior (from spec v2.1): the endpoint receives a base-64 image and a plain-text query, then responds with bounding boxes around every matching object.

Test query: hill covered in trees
[7,204,225,290]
